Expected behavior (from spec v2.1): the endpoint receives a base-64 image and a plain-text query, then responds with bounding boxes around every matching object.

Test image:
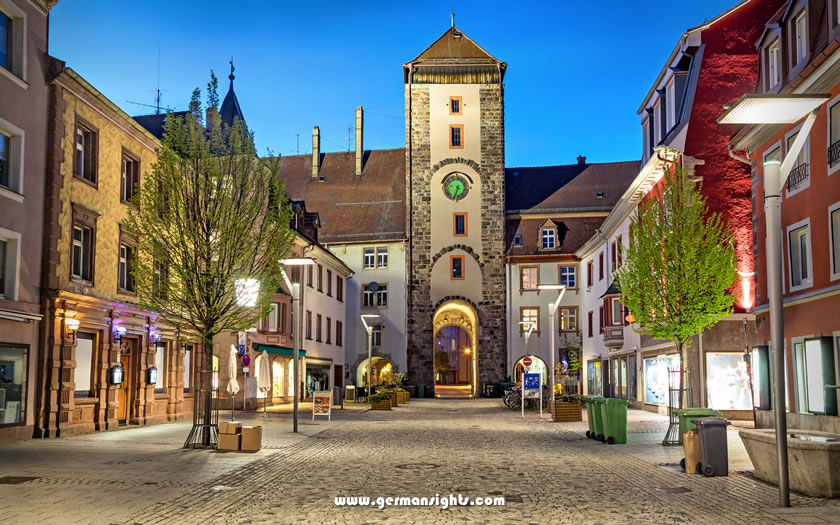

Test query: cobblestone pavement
[1,399,839,524]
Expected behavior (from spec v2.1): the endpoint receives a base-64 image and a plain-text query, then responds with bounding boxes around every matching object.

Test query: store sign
[234,279,260,307]
[313,391,332,420]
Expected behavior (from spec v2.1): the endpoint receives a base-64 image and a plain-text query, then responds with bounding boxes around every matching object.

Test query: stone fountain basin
[739,428,840,498]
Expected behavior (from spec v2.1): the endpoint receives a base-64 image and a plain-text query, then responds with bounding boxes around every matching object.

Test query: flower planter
[370,400,392,411]
[551,401,583,422]
[397,391,409,404]
[386,393,398,407]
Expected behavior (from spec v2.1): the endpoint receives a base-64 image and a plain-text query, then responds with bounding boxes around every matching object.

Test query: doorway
[432,300,478,397]
[116,338,135,424]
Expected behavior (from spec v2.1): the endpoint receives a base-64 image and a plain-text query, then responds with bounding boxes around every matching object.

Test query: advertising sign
[312,391,332,420]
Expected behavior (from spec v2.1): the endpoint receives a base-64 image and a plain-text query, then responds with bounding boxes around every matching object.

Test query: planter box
[739,429,840,498]
[370,400,391,411]
[385,393,398,407]
[551,401,583,422]
[397,392,409,404]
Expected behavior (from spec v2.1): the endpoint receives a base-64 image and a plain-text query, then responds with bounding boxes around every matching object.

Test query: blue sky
[50,0,741,167]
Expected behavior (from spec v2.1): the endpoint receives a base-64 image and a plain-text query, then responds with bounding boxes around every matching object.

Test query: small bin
[591,398,607,441]
[416,384,425,399]
[694,417,730,477]
[682,429,701,474]
[673,408,722,444]
[600,398,631,445]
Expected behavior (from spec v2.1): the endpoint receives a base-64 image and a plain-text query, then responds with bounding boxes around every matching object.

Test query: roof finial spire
[451,4,454,28]
[229,57,235,83]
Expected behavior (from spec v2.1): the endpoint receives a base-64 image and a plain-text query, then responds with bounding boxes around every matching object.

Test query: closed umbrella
[257,350,272,422]
[226,345,240,420]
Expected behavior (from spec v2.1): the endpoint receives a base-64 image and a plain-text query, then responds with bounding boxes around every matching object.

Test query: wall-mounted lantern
[65,317,80,342]
[113,325,127,342]
[146,366,158,385]
[109,364,124,385]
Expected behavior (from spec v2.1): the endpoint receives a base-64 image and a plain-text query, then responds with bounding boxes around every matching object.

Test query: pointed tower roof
[411,26,501,64]
[219,59,245,127]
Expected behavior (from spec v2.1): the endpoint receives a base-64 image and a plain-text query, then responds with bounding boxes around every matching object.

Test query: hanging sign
[241,354,251,368]
[313,391,332,420]
[522,372,543,418]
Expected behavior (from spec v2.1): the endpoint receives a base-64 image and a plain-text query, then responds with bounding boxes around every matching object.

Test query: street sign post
[522,372,541,418]
[237,344,245,355]
[241,354,251,368]
[522,356,532,367]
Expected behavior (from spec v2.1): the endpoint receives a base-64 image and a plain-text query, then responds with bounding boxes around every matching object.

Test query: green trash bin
[673,408,721,440]
[600,398,631,445]
[583,396,602,439]
[417,384,426,399]
[590,398,607,441]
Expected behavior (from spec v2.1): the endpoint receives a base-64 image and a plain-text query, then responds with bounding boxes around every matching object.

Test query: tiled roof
[133,112,189,140]
[506,216,606,256]
[279,149,407,244]
[505,161,640,212]
[411,26,501,64]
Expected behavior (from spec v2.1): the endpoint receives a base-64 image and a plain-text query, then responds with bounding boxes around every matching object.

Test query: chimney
[312,126,320,178]
[355,106,364,175]
[577,155,587,165]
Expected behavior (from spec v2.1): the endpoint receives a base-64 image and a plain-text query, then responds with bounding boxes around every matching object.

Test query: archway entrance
[356,357,393,388]
[513,355,548,387]
[433,300,478,397]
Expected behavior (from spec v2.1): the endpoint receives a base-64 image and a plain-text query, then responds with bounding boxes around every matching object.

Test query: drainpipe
[728,144,751,165]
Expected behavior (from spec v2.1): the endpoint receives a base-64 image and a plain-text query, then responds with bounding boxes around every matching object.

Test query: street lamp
[280,257,315,433]
[718,93,830,508]
[361,314,380,397]
[538,284,567,414]
[517,320,536,370]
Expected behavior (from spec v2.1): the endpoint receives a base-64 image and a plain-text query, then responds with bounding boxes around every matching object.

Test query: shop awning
[257,344,306,357]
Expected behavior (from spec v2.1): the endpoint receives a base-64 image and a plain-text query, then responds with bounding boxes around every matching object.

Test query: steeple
[219,58,245,127]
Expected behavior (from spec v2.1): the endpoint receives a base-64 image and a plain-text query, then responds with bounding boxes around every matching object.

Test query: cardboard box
[219,421,242,435]
[240,426,262,452]
[217,433,241,451]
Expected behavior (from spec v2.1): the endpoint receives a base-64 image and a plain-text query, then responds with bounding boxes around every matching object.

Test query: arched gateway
[432,300,478,397]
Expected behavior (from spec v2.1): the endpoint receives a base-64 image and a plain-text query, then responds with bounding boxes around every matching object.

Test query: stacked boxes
[217,421,241,451]
[240,426,262,452]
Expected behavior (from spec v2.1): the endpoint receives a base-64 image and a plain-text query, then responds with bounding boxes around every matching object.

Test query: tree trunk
[677,340,685,409]
[203,334,214,447]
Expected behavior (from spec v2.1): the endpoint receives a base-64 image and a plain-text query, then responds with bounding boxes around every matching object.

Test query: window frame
[559,306,578,333]
[306,264,313,288]
[117,242,135,294]
[453,212,467,236]
[70,204,97,284]
[598,252,604,281]
[830,201,840,282]
[541,228,556,250]
[520,265,539,291]
[786,218,813,292]
[558,264,577,290]
[519,306,540,335]
[73,116,99,187]
[587,260,593,288]
[326,317,332,344]
[362,247,375,269]
[120,147,140,204]
[449,96,462,115]
[450,255,465,280]
[371,324,382,347]
[362,283,375,308]
[449,124,464,149]
[316,313,322,342]
[0,0,26,84]
[0,115,23,199]
[0,343,28,428]
[784,125,810,197]
[610,297,624,326]
[336,276,343,302]
[336,320,343,347]
[268,303,279,332]
[587,311,594,338]
[305,310,312,340]
[653,100,662,144]
[326,269,332,296]
[375,283,388,308]
[376,246,388,269]
[513,234,522,247]
[768,39,781,89]
[793,9,808,67]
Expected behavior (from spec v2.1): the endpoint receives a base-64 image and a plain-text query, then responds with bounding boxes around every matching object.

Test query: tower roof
[219,60,245,127]
[410,26,502,65]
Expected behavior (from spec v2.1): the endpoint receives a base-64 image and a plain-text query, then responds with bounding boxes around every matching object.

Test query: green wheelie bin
[600,398,631,444]
[583,396,603,439]
[673,408,721,441]
[591,398,607,441]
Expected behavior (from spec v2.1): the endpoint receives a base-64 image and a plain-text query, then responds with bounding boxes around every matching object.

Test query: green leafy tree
[615,160,736,407]
[125,79,294,447]
[434,351,451,379]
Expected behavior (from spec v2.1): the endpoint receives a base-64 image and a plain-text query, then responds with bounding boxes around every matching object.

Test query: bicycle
[503,385,549,410]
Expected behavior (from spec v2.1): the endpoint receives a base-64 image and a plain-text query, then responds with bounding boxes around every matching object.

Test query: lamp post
[718,93,829,507]
[280,257,315,433]
[361,314,380,397]
[538,284,567,414]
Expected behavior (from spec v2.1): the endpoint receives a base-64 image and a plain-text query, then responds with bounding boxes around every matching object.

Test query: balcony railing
[786,162,809,191]
[828,140,840,167]
[601,327,624,348]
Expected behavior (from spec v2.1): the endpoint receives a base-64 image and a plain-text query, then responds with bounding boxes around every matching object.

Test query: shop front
[642,353,680,409]
[304,358,333,399]
[606,352,637,402]
[254,344,306,403]
[586,359,603,396]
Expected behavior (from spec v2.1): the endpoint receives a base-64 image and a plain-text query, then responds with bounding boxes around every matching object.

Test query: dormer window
[541,228,556,249]
[794,11,807,65]
[769,40,780,88]
[513,235,522,247]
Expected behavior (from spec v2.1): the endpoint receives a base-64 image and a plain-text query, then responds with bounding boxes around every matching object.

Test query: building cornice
[28,0,57,16]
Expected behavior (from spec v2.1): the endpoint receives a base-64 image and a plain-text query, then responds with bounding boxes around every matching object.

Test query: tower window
[449,96,462,115]
[450,125,463,149]
[450,255,464,280]
[453,213,467,236]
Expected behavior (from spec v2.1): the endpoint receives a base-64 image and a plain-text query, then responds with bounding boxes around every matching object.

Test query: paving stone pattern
[1,399,839,524]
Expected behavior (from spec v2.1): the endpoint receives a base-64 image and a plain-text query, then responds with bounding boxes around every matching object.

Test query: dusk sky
[51,0,741,167]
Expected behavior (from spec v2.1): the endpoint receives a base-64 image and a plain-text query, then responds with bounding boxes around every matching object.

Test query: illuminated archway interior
[432,300,478,396]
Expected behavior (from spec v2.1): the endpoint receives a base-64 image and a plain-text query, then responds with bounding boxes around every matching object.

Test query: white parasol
[226,345,240,420]
[257,350,272,421]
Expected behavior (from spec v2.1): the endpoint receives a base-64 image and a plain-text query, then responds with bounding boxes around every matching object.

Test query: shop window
[520,266,538,290]
[449,96,461,115]
[326,269,332,296]
[120,151,140,204]
[559,307,577,332]
[705,352,752,410]
[520,307,539,334]
[371,324,382,347]
[559,265,576,288]
[541,228,556,249]
[377,247,388,268]
[326,317,332,344]
[363,248,375,269]
[316,314,322,342]
[74,119,98,185]
[336,320,343,347]
[449,125,463,149]
[453,213,467,236]
[74,332,95,397]
[643,354,680,406]
[451,255,464,280]
[587,360,602,397]
[154,343,166,393]
[0,344,27,426]
[212,354,219,396]
[787,220,812,291]
[336,276,343,302]
[183,345,192,392]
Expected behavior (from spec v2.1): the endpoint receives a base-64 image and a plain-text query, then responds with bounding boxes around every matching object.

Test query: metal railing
[828,140,840,167]
[785,162,809,191]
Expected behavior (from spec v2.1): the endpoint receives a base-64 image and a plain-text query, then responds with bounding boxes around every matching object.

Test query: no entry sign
[241,354,251,367]
[522,356,532,367]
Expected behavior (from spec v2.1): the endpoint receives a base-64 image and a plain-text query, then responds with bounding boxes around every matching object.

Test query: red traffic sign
[241,354,251,367]
[522,356,532,367]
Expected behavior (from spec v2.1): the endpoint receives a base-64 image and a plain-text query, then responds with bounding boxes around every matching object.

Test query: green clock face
[442,173,470,201]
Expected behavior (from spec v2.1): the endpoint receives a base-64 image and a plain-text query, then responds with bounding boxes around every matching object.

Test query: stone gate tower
[404,26,507,394]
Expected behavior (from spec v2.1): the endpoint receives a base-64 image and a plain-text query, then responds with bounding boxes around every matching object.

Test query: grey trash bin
[693,417,731,477]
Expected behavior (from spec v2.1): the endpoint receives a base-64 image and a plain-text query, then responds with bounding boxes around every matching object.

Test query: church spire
[219,58,245,128]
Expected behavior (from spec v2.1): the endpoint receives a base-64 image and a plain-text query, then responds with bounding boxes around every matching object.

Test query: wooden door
[116,339,135,423]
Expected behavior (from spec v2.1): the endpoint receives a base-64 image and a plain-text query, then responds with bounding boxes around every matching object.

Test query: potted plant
[369,393,391,411]
[393,373,409,403]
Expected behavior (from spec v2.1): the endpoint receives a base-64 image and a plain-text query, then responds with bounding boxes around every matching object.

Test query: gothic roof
[133,111,190,140]
[278,149,407,244]
[219,68,245,128]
